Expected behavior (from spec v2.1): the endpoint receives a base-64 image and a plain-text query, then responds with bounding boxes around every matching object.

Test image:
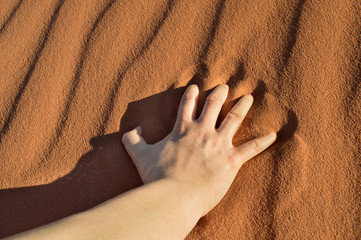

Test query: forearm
[7,178,204,240]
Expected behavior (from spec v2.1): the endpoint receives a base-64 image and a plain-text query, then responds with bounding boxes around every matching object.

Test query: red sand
[0,0,360,239]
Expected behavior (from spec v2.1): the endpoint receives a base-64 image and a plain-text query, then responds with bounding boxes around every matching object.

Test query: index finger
[173,85,199,131]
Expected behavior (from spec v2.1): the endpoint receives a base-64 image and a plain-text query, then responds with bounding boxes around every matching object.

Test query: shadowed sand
[0,0,360,239]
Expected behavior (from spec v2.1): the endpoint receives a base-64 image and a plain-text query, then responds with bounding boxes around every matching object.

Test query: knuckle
[198,118,215,129]
[182,93,194,102]
[207,94,221,105]
[228,110,243,120]
[195,126,207,136]
[228,152,240,166]
[179,121,190,133]
[180,114,189,122]
[251,139,263,152]
[193,126,210,141]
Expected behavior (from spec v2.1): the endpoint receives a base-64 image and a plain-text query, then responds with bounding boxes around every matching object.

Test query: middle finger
[217,94,253,139]
[198,84,229,128]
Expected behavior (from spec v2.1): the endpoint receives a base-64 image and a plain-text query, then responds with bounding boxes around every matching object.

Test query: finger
[122,126,148,159]
[218,94,253,139]
[236,132,277,167]
[174,84,199,130]
[198,84,229,128]
[191,92,199,120]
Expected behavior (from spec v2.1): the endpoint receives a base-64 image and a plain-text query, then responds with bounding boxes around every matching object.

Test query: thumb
[122,125,148,158]
[236,132,277,167]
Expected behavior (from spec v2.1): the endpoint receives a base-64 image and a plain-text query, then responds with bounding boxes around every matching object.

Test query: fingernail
[187,84,197,93]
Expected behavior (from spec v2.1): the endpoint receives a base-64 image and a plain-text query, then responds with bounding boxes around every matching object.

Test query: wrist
[160,177,207,218]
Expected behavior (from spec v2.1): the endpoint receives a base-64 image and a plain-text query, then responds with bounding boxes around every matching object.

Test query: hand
[122,83,277,216]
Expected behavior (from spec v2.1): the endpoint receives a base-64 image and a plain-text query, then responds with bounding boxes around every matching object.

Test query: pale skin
[6,83,277,240]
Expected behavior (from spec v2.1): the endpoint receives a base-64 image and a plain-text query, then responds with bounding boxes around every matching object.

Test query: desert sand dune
[0,0,360,239]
